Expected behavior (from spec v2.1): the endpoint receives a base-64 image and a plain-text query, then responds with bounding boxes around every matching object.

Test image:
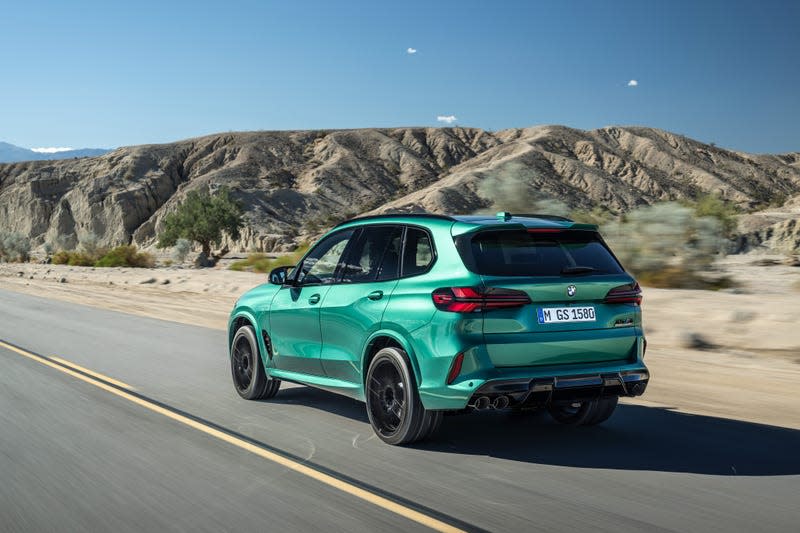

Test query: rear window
[458,230,624,276]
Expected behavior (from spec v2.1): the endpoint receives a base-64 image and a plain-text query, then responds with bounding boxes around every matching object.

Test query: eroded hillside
[1,126,798,252]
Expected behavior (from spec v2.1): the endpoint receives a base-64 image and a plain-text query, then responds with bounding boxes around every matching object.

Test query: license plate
[537,306,596,324]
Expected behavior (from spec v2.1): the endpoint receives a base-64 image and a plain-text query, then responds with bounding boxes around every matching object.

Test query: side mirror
[269,265,293,285]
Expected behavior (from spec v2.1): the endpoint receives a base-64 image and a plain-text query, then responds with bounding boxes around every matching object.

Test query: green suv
[228,213,649,445]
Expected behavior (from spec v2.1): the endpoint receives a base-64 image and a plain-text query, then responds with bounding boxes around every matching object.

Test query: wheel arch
[229,310,270,367]
[362,330,421,387]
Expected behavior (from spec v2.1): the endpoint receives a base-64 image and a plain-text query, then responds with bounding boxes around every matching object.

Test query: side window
[295,229,355,285]
[402,228,434,277]
[340,226,403,283]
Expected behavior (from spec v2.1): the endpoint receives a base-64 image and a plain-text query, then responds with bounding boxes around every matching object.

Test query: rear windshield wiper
[561,265,597,275]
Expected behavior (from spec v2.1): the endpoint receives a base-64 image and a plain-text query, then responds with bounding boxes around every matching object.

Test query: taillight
[604,283,642,305]
[446,352,465,384]
[432,287,531,313]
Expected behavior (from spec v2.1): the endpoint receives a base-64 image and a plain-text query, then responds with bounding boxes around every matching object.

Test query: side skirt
[268,368,365,402]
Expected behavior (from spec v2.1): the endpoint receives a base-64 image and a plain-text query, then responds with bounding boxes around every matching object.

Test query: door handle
[367,290,384,301]
[308,293,321,304]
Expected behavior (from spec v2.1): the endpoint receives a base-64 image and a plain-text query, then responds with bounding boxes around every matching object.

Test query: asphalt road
[1,288,799,532]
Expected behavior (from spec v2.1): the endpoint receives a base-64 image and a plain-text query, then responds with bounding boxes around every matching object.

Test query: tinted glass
[464,230,623,276]
[340,226,403,282]
[296,229,354,285]
[402,228,434,277]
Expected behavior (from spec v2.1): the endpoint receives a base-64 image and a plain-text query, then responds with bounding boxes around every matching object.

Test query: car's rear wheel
[231,325,280,400]
[548,400,595,425]
[583,396,618,425]
[365,347,440,445]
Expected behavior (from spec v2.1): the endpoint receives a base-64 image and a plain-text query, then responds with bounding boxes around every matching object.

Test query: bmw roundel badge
[566,285,577,297]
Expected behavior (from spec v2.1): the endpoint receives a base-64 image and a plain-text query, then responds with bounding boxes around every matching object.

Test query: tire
[230,325,280,400]
[547,400,595,425]
[583,396,618,426]
[365,347,438,445]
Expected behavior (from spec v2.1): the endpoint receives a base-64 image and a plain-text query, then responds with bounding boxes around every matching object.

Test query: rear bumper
[417,358,649,410]
[467,368,649,409]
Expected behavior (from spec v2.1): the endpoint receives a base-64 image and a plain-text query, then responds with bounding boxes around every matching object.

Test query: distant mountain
[0,127,798,253]
[0,142,109,163]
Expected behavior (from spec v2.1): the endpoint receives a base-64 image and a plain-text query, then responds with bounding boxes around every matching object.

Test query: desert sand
[2,254,799,429]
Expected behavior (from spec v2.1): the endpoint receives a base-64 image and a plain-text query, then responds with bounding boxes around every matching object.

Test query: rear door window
[340,225,403,283]
[459,230,623,276]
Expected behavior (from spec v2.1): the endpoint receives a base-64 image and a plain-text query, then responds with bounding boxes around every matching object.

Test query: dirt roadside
[2,256,799,429]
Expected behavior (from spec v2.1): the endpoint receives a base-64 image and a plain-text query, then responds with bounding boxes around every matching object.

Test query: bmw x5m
[229,212,649,445]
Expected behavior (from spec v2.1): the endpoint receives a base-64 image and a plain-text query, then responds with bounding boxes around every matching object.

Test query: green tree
[157,187,244,261]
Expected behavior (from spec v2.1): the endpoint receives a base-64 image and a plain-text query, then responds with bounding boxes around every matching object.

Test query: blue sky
[1,0,798,153]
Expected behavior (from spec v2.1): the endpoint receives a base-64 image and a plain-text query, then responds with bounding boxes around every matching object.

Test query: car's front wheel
[365,347,441,445]
[231,325,280,400]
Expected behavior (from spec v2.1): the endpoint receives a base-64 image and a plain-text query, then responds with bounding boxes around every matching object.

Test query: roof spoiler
[495,211,574,222]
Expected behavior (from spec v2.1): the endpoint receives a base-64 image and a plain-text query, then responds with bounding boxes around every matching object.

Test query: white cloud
[627,79,638,87]
[436,115,457,124]
[31,147,74,153]
[407,47,417,54]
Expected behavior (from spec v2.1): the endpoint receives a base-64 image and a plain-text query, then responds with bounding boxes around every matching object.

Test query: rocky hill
[1,126,799,253]
[0,142,110,163]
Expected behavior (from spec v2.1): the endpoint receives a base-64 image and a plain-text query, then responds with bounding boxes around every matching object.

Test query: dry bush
[172,238,192,263]
[230,243,309,274]
[94,245,155,268]
[78,232,106,258]
[0,232,32,262]
[603,202,726,288]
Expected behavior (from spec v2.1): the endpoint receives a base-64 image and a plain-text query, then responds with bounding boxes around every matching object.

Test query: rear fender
[362,329,421,386]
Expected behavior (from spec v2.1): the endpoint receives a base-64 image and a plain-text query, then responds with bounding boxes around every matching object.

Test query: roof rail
[509,213,574,222]
[332,212,456,228]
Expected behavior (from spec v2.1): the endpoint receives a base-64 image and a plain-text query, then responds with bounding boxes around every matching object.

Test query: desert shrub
[78,232,106,258]
[66,252,96,267]
[95,245,155,268]
[46,234,74,257]
[229,243,309,274]
[528,199,571,218]
[172,238,191,263]
[570,206,614,225]
[0,232,32,262]
[686,194,741,236]
[603,202,725,288]
[52,251,71,264]
[230,253,272,273]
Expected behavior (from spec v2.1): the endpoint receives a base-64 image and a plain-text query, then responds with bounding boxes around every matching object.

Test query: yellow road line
[0,340,465,533]
[49,356,134,390]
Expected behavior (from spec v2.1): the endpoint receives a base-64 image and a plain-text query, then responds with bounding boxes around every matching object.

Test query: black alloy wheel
[230,325,280,400]
[365,347,441,445]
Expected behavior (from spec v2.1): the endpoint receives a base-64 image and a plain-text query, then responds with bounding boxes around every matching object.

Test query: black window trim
[334,224,403,285]
[304,222,439,285]
[398,224,437,280]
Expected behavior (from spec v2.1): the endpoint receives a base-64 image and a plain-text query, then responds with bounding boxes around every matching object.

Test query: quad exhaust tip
[493,396,509,410]
[474,396,491,410]
[471,395,510,410]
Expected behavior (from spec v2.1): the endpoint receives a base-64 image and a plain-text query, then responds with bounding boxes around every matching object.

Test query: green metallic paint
[269,285,330,375]
[319,278,399,383]
[228,213,648,411]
